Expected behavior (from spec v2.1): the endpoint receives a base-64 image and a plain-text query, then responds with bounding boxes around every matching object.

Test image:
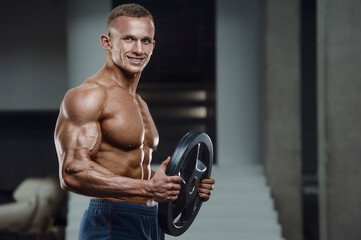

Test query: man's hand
[148,157,182,202]
[198,178,215,202]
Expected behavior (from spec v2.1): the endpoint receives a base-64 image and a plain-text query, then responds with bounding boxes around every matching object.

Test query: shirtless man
[54,4,215,240]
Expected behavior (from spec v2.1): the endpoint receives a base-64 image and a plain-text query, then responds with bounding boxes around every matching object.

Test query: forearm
[63,169,150,199]
[61,156,151,199]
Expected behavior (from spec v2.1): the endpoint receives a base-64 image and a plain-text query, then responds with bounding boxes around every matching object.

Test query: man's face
[108,16,155,74]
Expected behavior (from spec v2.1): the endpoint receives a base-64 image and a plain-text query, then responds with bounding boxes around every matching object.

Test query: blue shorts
[78,199,165,240]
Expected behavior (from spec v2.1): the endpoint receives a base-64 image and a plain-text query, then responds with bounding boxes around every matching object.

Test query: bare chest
[100,90,159,151]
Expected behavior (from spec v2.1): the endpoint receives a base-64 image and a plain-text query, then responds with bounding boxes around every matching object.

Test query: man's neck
[102,56,141,96]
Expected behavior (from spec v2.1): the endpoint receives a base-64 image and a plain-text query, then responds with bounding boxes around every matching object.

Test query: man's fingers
[199,186,213,193]
[200,178,215,185]
[159,157,171,172]
[199,193,211,201]
[198,182,214,190]
[160,189,180,203]
[172,190,180,196]
[167,177,181,191]
[198,178,215,191]
[170,175,182,184]
[162,156,171,166]
[164,194,179,202]
[198,178,215,202]
[198,187,212,202]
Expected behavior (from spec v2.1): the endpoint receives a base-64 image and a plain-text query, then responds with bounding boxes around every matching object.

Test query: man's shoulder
[62,83,107,121]
[67,82,106,98]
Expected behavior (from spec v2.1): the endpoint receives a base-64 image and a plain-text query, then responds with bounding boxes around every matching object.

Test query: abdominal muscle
[93,143,155,206]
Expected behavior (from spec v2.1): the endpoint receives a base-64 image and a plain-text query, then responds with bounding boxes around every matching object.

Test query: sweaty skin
[54,16,214,206]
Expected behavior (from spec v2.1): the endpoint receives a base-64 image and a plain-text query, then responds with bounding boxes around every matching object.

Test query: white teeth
[128,57,142,64]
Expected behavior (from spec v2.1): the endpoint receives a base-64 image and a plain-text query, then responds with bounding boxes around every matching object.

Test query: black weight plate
[158,131,213,236]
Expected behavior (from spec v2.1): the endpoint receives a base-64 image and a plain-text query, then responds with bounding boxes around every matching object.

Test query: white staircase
[65,163,283,240]
[166,164,284,240]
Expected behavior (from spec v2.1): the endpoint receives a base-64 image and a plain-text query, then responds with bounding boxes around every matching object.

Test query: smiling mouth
[127,57,144,65]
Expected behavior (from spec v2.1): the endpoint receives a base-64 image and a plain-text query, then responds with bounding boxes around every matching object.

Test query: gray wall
[317,0,361,239]
[263,0,302,239]
[66,0,111,88]
[216,0,264,166]
[0,0,110,110]
[0,1,67,110]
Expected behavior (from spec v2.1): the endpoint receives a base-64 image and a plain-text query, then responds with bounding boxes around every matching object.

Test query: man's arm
[54,85,181,202]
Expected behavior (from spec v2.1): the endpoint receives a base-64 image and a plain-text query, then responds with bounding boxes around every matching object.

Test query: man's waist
[93,196,156,206]
[88,198,158,216]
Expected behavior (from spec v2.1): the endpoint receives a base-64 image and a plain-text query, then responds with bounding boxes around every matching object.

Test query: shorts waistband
[89,199,158,216]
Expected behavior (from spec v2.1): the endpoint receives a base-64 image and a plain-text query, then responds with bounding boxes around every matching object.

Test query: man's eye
[143,39,151,44]
[124,37,132,42]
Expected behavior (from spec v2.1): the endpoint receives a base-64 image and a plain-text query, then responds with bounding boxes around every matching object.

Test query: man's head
[106,4,154,35]
[101,4,155,75]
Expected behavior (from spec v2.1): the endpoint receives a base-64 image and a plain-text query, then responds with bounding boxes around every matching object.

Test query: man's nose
[132,40,144,55]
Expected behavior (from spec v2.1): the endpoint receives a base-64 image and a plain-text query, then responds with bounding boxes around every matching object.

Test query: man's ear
[100,34,111,50]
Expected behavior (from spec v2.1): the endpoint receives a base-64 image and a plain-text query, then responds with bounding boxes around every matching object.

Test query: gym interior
[0,0,360,240]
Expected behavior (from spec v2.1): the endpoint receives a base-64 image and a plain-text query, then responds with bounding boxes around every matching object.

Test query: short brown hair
[106,4,154,32]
